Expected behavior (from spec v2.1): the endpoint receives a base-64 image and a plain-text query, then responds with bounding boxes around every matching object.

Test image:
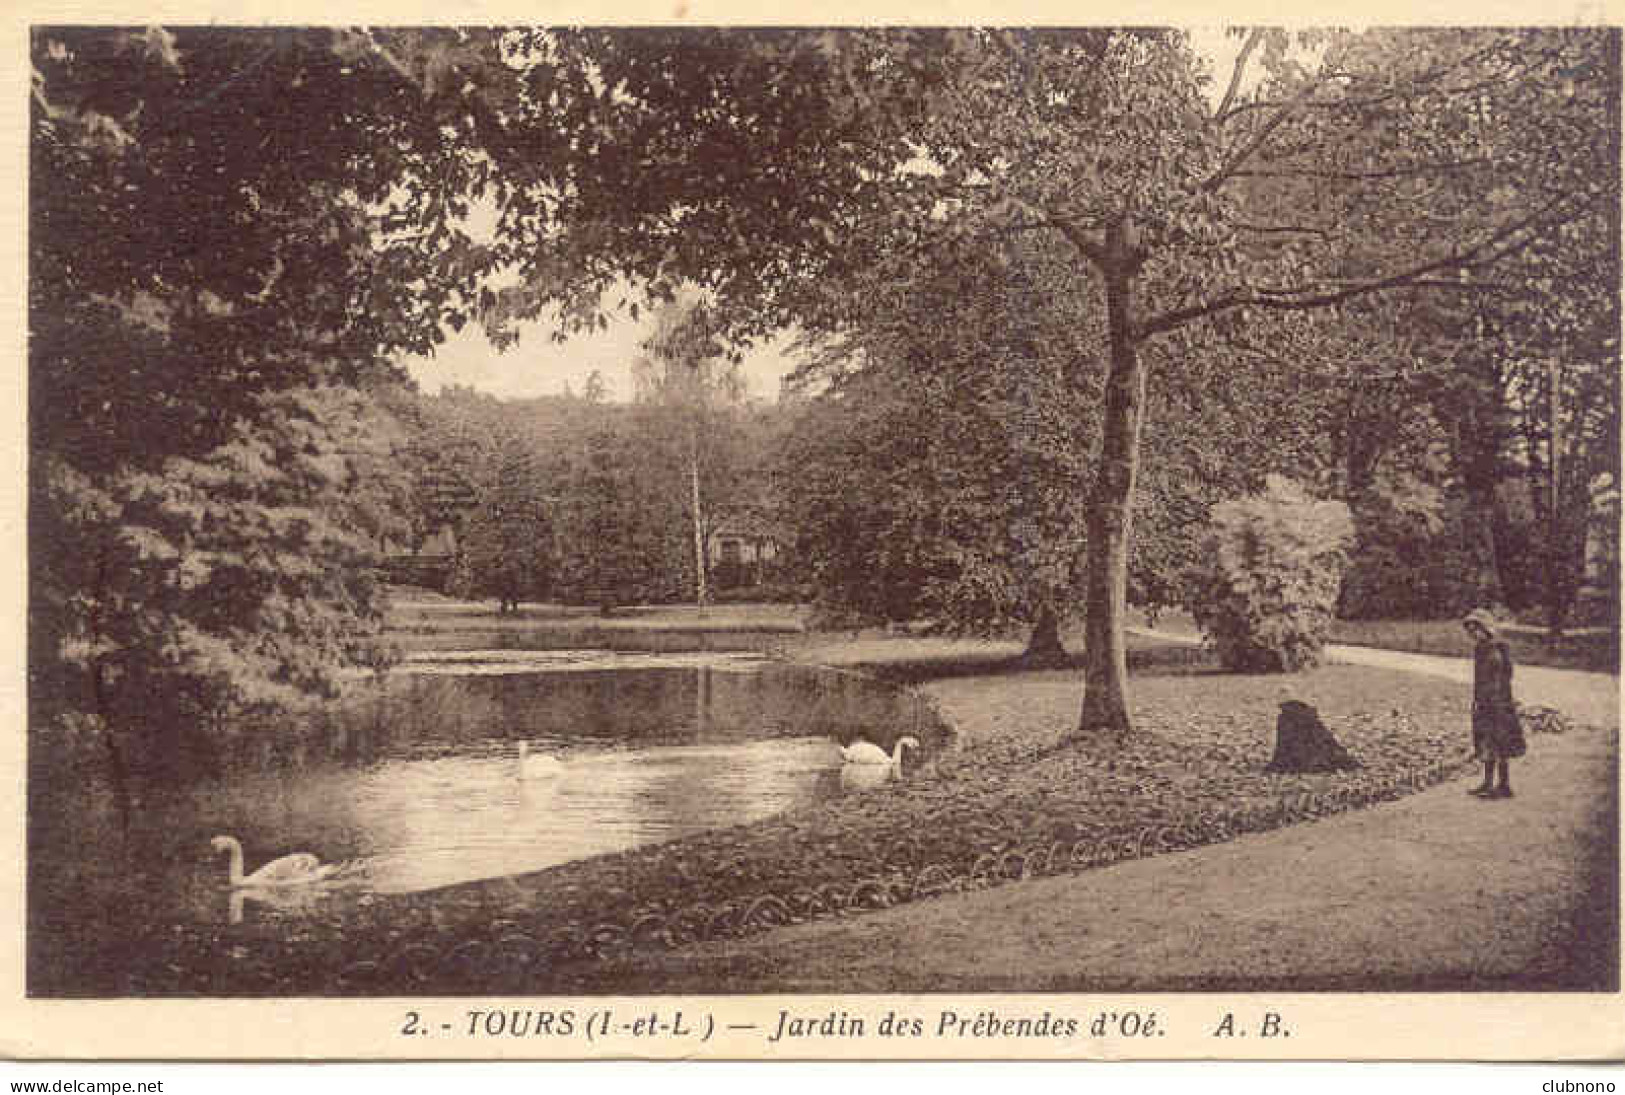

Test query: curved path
[580,638,1618,993]
[1129,624,1619,730]
[1324,644,1619,730]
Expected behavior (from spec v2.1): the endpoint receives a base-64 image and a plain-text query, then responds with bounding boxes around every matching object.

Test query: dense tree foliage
[31,28,491,470]
[633,295,750,605]
[781,239,1097,651]
[29,27,490,782]
[399,383,781,611]
[31,386,410,812]
[552,420,693,611]
[462,26,1617,739]
[31,26,1618,763]
[1127,304,1357,618]
[447,429,556,612]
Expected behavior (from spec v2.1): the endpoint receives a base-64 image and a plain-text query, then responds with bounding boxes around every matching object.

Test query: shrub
[1187,475,1355,672]
[712,581,811,605]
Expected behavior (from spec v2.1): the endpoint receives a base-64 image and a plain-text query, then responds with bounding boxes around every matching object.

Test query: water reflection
[339,735,838,895]
[225,883,338,925]
[31,657,946,964]
[391,649,778,676]
[838,761,899,793]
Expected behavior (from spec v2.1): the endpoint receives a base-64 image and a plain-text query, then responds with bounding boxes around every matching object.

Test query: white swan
[517,740,565,778]
[839,761,896,792]
[210,835,337,888]
[839,736,920,768]
[226,884,330,925]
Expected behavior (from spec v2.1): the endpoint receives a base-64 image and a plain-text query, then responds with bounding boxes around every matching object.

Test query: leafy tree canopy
[31,27,500,472]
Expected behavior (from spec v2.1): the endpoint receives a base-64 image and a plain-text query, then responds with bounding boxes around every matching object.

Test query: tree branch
[1138,193,1589,340]
[1398,278,1520,294]
[1214,29,1265,123]
[1226,158,1492,182]
[1199,94,1304,194]
[1219,48,1512,122]
[1049,217,1106,266]
[1200,40,1509,195]
[1234,221,1332,237]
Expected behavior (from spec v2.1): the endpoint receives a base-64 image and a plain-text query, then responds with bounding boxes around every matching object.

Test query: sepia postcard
[3,2,1622,1063]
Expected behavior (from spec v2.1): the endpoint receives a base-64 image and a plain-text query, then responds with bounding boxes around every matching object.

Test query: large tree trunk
[1460,468,1506,607]
[1074,232,1147,742]
[1529,358,1592,637]
[1545,455,1591,637]
[689,429,710,606]
[1436,356,1508,610]
[1339,381,1388,500]
[1022,603,1067,662]
[1456,407,1510,609]
[91,661,132,837]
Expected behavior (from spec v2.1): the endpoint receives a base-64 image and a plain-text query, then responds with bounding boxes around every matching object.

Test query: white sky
[399,29,1251,405]
[403,314,802,404]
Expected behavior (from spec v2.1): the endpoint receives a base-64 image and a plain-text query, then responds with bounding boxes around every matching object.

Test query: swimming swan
[210,835,337,888]
[226,883,330,925]
[839,736,920,768]
[838,761,896,792]
[517,740,565,778]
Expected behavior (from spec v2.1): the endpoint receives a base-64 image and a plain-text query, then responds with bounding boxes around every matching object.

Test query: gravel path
[1324,645,1619,730]
[591,727,1615,993]
[1129,626,1620,730]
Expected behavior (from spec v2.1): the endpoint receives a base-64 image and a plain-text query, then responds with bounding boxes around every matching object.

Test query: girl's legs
[1470,759,1495,794]
[1495,757,1512,796]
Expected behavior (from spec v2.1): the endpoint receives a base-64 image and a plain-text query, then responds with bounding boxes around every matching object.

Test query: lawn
[1329,617,1618,674]
[383,595,807,654]
[107,631,1493,996]
[386,591,1619,674]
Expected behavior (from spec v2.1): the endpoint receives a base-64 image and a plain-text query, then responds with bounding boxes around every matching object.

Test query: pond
[28,654,944,993]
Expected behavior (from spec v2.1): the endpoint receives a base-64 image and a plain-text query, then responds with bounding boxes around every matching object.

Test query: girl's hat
[1462,608,1500,636]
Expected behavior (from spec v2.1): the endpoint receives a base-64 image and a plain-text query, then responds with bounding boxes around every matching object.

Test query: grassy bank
[83,627,1497,997]
[384,597,806,654]
[387,593,1618,674]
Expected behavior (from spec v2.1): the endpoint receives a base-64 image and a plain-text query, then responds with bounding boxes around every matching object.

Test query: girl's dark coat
[1472,637,1527,760]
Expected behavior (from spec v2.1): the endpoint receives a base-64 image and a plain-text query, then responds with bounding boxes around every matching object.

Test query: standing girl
[1464,608,1526,798]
